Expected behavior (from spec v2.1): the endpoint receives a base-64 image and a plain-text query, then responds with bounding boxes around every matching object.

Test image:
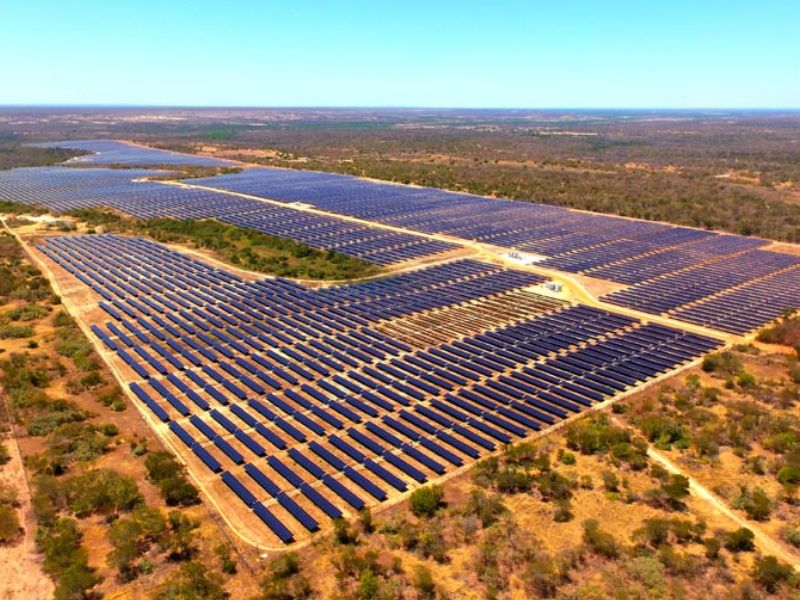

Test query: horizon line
[1,104,800,112]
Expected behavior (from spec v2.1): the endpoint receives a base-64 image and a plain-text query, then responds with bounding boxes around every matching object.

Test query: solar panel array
[0,167,455,265]
[602,249,800,325]
[3,135,800,332]
[37,234,721,545]
[32,139,236,167]
[189,167,767,276]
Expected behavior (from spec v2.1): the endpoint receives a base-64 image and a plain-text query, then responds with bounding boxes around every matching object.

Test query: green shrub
[61,469,142,517]
[703,537,721,559]
[583,519,619,558]
[145,451,183,481]
[158,477,200,507]
[645,474,690,511]
[752,556,793,593]
[462,489,506,528]
[6,305,49,322]
[733,487,772,521]
[777,464,800,486]
[144,452,199,506]
[358,507,373,534]
[410,485,445,518]
[723,528,755,552]
[553,500,574,523]
[0,504,22,543]
[602,471,620,493]
[566,414,630,455]
[35,517,99,599]
[558,450,576,465]
[702,351,742,374]
[214,542,237,575]
[0,325,33,339]
[153,562,226,600]
[269,551,301,580]
[79,371,104,389]
[108,505,166,580]
[413,565,436,600]
[495,467,534,494]
[783,527,800,548]
[333,518,358,545]
[26,402,93,437]
[737,371,757,388]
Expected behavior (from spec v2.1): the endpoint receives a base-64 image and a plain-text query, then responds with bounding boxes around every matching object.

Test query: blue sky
[1,0,798,107]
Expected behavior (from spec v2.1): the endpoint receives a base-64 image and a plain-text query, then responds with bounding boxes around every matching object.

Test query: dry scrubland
[4,108,800,240]
[272,334,800,600]
[0,226,263,599]
[3,107,800,597]
[135,111,800,242]
[3,210,800,599]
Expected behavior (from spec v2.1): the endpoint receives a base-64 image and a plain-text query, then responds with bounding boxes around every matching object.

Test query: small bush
[737,371,757,388]
[153,562,226,600]
[0,325,33,339]
[413,565,436,600]
[410,485,445,518]
[463,489,506,528]
[79,371,104,389]
[0,505,22,544]
[723,528,755,553]
[733,487,772,521]
[752,555,793,593]
[583,519,619,558]
[333,518,358,545]
[214,542,237,575]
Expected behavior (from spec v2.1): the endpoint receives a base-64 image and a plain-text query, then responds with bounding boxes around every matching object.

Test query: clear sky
[1,0,798,107]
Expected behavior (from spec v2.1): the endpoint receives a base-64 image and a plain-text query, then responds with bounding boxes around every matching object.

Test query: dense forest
[0,143,83,170]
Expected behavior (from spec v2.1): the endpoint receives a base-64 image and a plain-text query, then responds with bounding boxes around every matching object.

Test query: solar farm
[4,139,799,549]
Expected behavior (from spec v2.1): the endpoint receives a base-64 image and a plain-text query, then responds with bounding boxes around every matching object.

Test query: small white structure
[503,250,546,265]
[14,214,62,224]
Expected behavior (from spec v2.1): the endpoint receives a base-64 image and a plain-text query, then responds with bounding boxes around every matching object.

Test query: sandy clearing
[0,429,54,600]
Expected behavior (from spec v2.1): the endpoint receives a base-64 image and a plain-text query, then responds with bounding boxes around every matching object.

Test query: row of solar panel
[39,234,723,544]
[0,167,457,265]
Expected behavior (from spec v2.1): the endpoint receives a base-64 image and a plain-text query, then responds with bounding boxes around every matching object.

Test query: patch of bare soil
[0,436,54,600]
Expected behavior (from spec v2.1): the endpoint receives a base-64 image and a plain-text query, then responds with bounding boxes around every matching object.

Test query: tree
[145,452,199,506]
[161,510,197,561]
[724,528,755,553]
[524,554,561,598]
[413,565,436,600]
[145,451,183,481]
[159,477,200,507]
[358,508,374,534]
[62,469,141,517]
[257,552,312,600]
[333,518,358,545]
[410,485,445,518]
[752,556,793,593]
[0,505,22,543]
[583,519,619,558]
[107,505,166,581]
[153,562,226,600]
[734,487,772,521]
[463,489,506,528]
[215,542,237,575]
[54,563,101,600]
